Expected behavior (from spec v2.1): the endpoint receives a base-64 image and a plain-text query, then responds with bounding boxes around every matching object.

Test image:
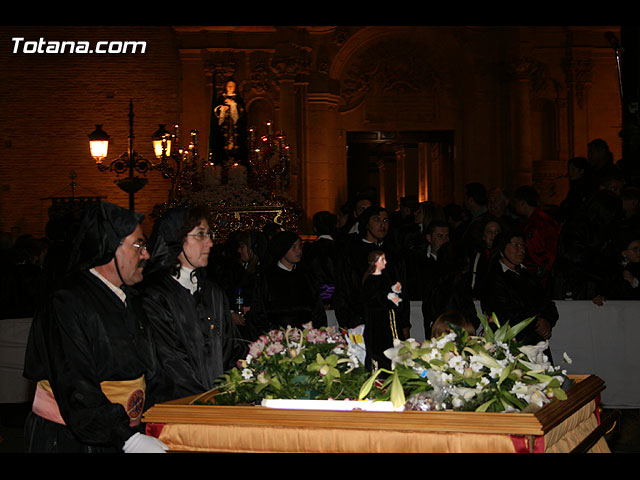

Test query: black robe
[361,271,405,370]
[333,235,410,330]
[250,262,327,334]
[601,261,640,300]
[141,272,245,409]
[302,237,339,308]
[481,260,559,346]
[23,270,153,452]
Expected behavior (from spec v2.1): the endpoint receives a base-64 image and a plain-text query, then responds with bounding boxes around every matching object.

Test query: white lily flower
[435,332,457,349]
[563,352,573,364]
[469,360,484,373]
[519,341,550,364]
[447,354,466,374]
[528,390,551,409]
[449,386,478,401]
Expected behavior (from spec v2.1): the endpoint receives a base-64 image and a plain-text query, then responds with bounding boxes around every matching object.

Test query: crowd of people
[2,137,639,453]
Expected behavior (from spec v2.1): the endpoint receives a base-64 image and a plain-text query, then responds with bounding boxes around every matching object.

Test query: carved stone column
[272,32,311,209]
[305,93,344,220]
[563,55,593,158]
[395,147,406,205]
[509,59,536,188]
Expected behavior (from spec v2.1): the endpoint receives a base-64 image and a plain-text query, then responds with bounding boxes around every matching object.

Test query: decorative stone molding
[562,58,593,109]
[339,39,442,121]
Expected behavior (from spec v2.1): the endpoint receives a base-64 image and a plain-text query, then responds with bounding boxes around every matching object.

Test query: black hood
[144,207,188,275]
[67,201,144,273]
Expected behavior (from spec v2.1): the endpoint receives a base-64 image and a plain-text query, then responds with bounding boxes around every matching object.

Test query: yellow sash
[34,377,146,427]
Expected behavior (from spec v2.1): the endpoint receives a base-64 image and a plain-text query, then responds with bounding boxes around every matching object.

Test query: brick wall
[0,26,181,239]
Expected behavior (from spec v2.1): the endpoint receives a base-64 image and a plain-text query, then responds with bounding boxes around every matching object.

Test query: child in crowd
[430,310,476,339]
[361,250,405,370]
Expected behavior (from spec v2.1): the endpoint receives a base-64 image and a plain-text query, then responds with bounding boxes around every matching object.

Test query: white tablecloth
[327,300,640,408]
[0,317,35,404]
[549,300,639,409]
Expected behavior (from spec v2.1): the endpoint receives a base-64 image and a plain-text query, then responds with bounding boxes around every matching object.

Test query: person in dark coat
[481,229,558,348]
[361,250,405,370]
[23,202,167,453]
[141,206,245,409]
[422,241,478,336]
[549,189,624,300]
[559,157,592,222]
[223,229,268,342]
[303,210,340,309]
[597,230,640,301]
[512,185,561,288]
[467,217,503,300]
[333,206,410,336]
[251,230,327,333]
[0,235,49,319]
[406,219,450,301]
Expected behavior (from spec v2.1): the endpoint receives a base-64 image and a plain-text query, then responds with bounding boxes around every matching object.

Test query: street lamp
[88,99,153,211]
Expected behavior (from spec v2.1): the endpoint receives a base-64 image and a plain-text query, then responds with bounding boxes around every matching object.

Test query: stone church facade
[0,25,622,237]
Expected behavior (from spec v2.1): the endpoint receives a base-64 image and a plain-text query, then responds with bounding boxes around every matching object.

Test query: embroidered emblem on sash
[127,389,145,425]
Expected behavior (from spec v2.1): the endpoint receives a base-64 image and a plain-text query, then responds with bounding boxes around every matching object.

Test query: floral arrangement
[207,323,371,406]
[358,313,573,413]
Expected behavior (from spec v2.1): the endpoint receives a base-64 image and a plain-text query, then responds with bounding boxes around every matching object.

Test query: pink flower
[248,339,266,357]
[269,329,284,342]
[265,342,285,356]
[285,326,302,342]
[306,328,327,344]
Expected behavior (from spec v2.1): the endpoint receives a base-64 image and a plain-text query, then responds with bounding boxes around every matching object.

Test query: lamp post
[88,99,153,211]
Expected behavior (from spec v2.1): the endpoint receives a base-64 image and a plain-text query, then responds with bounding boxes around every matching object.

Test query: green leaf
[476,397,497,412]
[552,387,567,401]
[504,316,537,342]
[497,363,514,387]
[494,322,510,343]
[389,371,406,409]
[358,370,383,400]
[500,390,528,410]
[478,312,495,343]
[527,372,554,383]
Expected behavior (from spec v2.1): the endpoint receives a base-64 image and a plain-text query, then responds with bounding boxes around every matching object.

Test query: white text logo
[12,37,147,54]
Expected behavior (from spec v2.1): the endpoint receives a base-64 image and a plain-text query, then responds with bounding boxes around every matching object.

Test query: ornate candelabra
[247,121,291,195]
[152,123,200,204]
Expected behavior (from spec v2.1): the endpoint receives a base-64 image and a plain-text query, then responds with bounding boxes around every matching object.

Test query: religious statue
[211,79,248,168]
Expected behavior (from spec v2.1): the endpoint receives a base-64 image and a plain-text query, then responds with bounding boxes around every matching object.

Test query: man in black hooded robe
[140,206,245,409]
[23,202,167,453]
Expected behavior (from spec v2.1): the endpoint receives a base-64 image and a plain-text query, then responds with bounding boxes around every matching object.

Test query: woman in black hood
[141,206,245,409]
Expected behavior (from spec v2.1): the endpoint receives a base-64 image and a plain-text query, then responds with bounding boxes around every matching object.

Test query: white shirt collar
[362,237,383,247]
[316,234,334,241]
[499,260,524,274]
[277,260,296,272]
[90,268,127,304]
[172,265,198,294]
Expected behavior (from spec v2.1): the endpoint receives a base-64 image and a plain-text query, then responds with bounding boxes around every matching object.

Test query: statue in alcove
[211,79,248,169]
